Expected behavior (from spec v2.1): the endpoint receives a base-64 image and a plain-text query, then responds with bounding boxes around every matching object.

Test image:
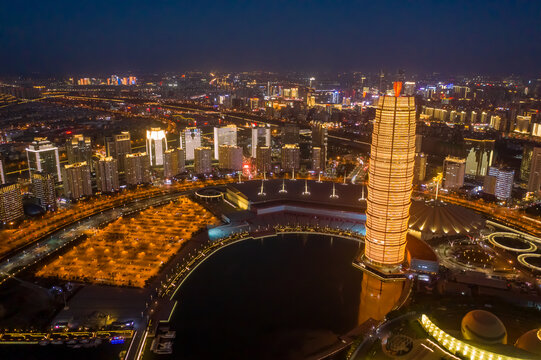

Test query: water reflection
[357,274,405,325]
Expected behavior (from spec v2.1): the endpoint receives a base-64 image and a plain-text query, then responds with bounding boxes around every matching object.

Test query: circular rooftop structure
[518,254,541,272]
[488,232,537,253]
[408,200,485,240]
[461,310,507,345]
[195,188,224,200]
[515,329,541,356]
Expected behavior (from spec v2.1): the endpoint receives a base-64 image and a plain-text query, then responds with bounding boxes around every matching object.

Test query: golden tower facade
[364,88,416,266]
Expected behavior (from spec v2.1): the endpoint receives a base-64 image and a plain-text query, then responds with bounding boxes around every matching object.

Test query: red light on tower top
[393,81,402,97]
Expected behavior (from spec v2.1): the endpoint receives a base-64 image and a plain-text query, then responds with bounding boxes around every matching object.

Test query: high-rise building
[484,167,515,200]
[66,134,92,169]
[281,144,300,171]
[0,155,5,184]
[218,145,243,171]
[464,139,494,177]
[415,134,423,153]
[125,152,151,185]
[194,147,212,174]
[443,157,466,189]
[527,147,541,193]
[403,81,416,96]
[163,148,185,178]
[251,126,271,158]
[282,124,299,144]
[26,138,62,181]
[256,146,271,173]
[95,157,119,193]
[213,125,237,160]
[521,145,534,182]
[0,183,24,224]
[413,153,427,183]
[312,124,328,169]
[62,162,92,200]
[106,131,131,172]
[31,172,57,211]
[180,127,202,161]
[146,128,168,166]
[312,146,322,171]
[361,83,416,267]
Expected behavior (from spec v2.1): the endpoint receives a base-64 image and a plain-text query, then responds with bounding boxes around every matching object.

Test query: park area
[36,197,218,287]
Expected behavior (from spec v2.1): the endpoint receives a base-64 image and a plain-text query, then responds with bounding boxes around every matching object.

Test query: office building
[443,157,466,189]
[95,157,119,193]
[26,138,62,181]
[125,152,151,185]
[484,167,515,200]
[0,183,24,224]
[218,145,243,171]
[146,128,167,167]
[281,144,300,171]
[163,148,185,178]
[413,153,427,183]
[213,125,237,160]
[521,145,534,182]
[312,124,328,169]
[282,124,299,144]
[62,162,92,200]
[251,126,271,158]
[312,146,323,171]
[106,131,131,172]
[194,147,212,174]
[361,83,416,266]
[256,146,271,173]
[180,127,202,161]
[0,156,5,184]
[527,147,541,193]
[31,172,57,211]
[66,134,92,168]
[403,81,416,96]
[464,139,494,177]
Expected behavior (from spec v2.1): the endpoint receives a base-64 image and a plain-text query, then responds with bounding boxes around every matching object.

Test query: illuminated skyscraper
[106,131,131,172]
[62,162,92,200]
[194,147,212,174]
[256,146,271,173]
[0,183,24,224]
[527,147,541,193]
[26,138,62,181]
[282,124,299,144]
[443,157,466,189]
[484,167,514,200]
[362,83,416,267]
[0,155,5,184]
[281,144,300,171]
[218,145,243,171]
[312,124,328,169]
[125,152,151,185]
[251,126,271,158]
[464,139,494,177]
[163,148,185,178]
[181,127,202,161]
[213,125,237,160]
[95,157,119,193]
[66,134,92,169]
[31,172,57,211]
[146,128,167,166]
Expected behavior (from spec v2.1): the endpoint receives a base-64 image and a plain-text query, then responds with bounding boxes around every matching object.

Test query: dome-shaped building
[461,310,507,345]
[515,329,541,356]
[409,200,485,240]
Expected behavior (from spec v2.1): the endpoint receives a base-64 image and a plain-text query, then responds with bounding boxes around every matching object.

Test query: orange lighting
[363,95,416,266]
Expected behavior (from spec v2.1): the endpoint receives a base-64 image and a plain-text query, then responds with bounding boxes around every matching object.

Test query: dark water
[163,234,364,360]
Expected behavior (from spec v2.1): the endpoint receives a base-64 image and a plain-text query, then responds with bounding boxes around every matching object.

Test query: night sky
[1,0,540,76]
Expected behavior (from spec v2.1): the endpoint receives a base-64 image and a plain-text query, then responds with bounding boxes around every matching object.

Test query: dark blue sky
[1,0,540,75]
